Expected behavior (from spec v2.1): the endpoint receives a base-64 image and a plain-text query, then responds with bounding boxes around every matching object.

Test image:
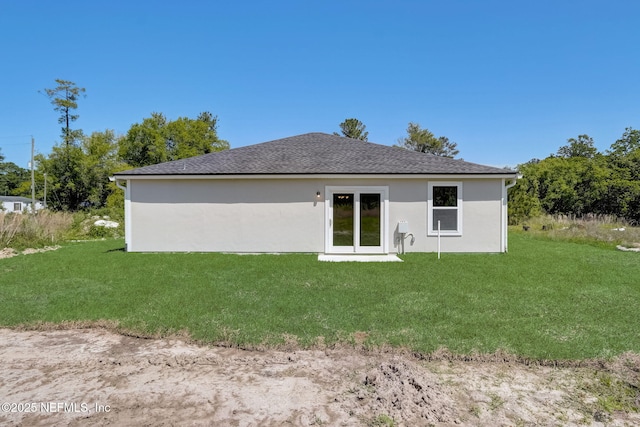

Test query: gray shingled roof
[115,132,515,176]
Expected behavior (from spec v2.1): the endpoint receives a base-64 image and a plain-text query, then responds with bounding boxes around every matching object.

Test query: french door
[326,186,388,254]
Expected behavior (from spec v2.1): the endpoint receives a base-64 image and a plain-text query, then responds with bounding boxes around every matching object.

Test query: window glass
[432,209,457,231]
[360,193,380,246]
[333,194,354,246]
[433,186,457,207]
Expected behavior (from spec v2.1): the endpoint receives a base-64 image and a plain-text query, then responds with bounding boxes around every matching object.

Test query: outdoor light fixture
[316,191,321,198]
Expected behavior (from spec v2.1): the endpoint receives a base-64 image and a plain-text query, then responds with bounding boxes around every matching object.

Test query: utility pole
[31,136,36,213]
[44,173,47,209]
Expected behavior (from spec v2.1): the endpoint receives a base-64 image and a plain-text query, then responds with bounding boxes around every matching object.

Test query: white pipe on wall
[437,220,441,260]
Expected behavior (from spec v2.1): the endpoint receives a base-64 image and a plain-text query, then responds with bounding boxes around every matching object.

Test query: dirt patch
[0,245,61,259]
[0,328,638,426]
[0,248,18,259]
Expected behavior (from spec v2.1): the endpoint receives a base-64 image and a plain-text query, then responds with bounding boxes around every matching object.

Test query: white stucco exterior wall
[387,179,502,253]
[128,179,326,252]
[126,177,506,253]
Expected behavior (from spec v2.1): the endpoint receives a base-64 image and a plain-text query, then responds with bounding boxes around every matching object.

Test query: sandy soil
[0,328,638,426]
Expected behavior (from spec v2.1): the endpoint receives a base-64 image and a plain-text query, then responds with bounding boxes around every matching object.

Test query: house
[113,133,518,255]
[0,196,44,214]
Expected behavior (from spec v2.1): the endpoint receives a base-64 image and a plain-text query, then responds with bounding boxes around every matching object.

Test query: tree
[556,134,598,158]
[508,161,543,223]
[81,130,122,207]
[508,130,640,224]
[396,122,459,158]
[38,79,88,209]
[118,112,230,167]
[118,113,169,167]
[36,144,85,210]
[509,156,607,219]
[165,114,229,160]
[434,136,458,157]
[608,127,640,157]
[41,79,86,147]
[33,130,124,210]
[0,161,29,196]
[333,118,369,141]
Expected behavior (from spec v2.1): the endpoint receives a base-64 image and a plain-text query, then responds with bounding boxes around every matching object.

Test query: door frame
[324,186,389,254]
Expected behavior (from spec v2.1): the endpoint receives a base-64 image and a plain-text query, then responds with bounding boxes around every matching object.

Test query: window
[428,182,462,236]
[13,202,22,212]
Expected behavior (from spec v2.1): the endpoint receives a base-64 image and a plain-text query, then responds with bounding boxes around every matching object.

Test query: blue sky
[1,0,639,169]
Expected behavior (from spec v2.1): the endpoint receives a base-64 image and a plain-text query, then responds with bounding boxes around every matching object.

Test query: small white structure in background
[0,196,45,214]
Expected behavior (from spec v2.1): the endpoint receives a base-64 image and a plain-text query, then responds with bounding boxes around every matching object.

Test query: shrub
[68,210,123,240]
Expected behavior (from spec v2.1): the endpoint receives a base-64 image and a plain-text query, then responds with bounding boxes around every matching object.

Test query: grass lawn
[1,232,638,360]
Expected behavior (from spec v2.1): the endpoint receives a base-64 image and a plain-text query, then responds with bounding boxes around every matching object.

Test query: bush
[88,224,118,239]
[68,210,123,240]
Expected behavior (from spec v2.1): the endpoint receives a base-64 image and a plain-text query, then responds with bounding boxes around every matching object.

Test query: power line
[0,142,32,146]
[0,135,33,149]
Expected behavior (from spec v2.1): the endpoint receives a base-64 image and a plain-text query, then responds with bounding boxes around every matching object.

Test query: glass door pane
[360,193,381,246]
[333,193,354,247]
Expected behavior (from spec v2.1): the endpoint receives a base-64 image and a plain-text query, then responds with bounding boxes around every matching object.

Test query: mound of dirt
[0,328,638,426]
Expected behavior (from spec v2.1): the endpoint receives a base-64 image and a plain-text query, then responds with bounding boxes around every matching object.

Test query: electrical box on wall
[398,221,409,234]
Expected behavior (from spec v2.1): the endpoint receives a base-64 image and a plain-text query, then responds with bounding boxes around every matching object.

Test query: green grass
[1,232,639,360]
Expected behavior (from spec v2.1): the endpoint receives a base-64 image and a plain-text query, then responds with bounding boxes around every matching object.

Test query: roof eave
[112,172,518,180]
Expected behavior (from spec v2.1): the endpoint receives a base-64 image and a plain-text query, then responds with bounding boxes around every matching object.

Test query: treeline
[0,81,229,211]
[4,80,637,222]
[36,111,228,211]
[508,130,640,224]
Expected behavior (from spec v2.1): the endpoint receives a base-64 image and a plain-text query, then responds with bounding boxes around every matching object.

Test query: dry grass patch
[519,214,640,248]
[0,211,73,249]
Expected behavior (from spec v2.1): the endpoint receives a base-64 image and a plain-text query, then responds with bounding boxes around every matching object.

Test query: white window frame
[428,182,463,236]
[13,202,22,212]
